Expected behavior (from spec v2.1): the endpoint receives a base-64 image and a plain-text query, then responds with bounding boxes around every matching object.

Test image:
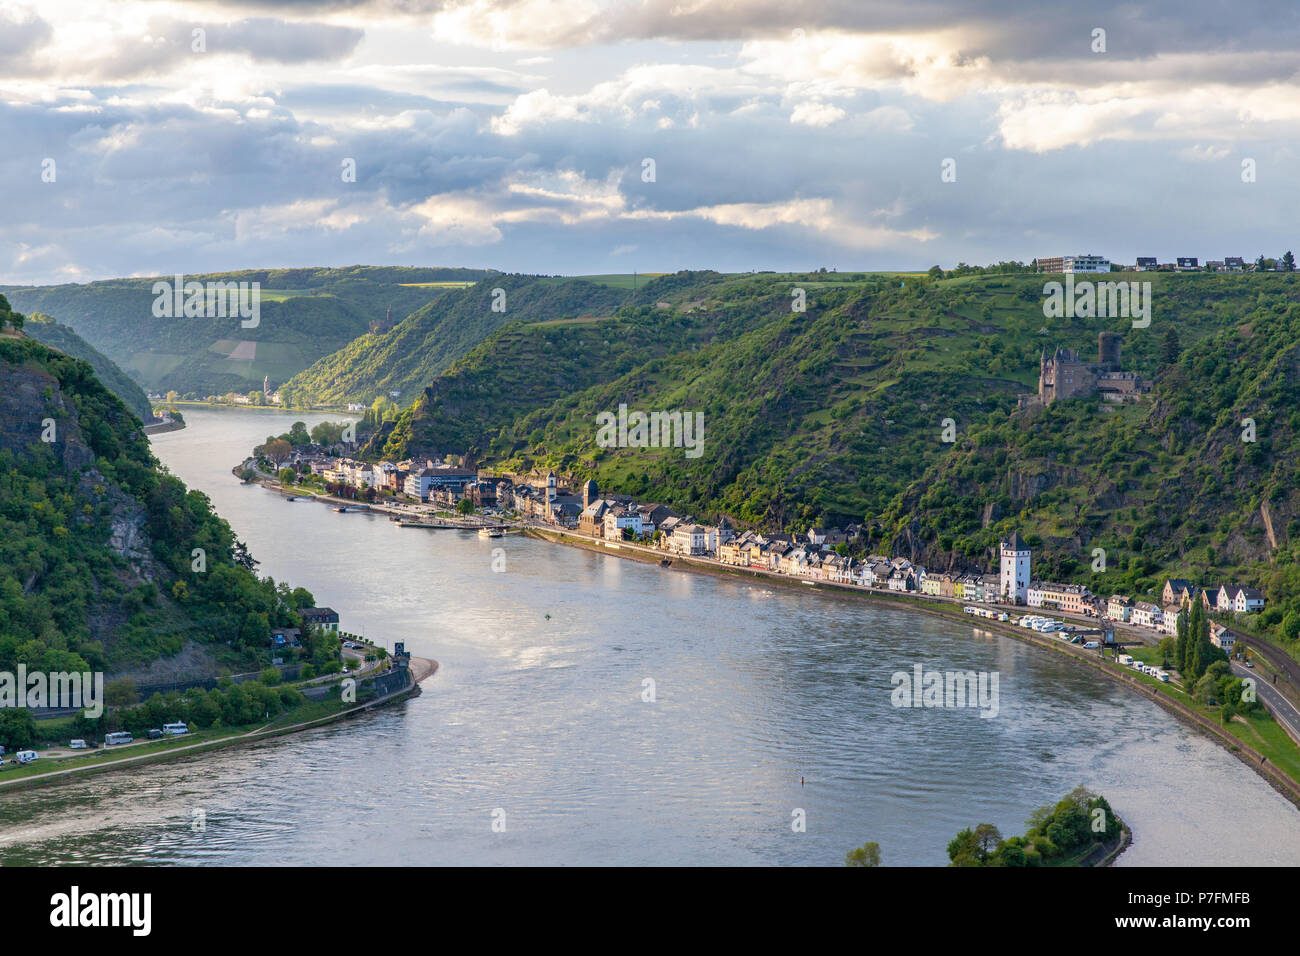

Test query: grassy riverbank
[0,660,436,794]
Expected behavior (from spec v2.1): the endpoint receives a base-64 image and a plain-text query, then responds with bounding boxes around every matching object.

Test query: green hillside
[361,272,748,460]
[893,276,1300,619]
[22,312,154,422]
[279,274,635,407]
[1,266,491,396]
[355,270,1300,613]
[0,295,314,679]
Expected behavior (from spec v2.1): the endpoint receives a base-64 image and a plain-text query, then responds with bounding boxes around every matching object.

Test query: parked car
[1083,641,1100,649]
[146,729,163,740]
[69,739,88,749]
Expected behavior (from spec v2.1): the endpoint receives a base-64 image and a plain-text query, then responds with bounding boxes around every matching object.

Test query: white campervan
[162,722,189,736]
[15,750,37,764]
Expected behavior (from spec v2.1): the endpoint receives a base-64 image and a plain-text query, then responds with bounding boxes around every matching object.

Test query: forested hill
[1,265,491,396]
[22,311,154,421]
[356,269,1300,607]
[0,295,311,681]
[278,274,634,407]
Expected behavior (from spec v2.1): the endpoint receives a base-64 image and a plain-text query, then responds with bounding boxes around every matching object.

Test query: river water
[2,405,1298,866]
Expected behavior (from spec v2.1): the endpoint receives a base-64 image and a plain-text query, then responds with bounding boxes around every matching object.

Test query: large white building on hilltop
[1000,532,1031,604]
[1036,254,1111,274]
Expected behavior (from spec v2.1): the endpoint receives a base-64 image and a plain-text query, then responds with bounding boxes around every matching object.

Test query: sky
[3,0,1300,284]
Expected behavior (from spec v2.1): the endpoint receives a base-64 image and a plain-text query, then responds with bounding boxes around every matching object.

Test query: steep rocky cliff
[0,296,306,680]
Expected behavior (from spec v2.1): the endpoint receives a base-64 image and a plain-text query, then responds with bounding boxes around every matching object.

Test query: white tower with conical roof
[1000,532,1031,604]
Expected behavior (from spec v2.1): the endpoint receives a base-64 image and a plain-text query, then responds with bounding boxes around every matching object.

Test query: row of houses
[1035,254,1276,273]
[302,458,1274,637]
[312,456,486,501]
[1132,256,1246,272]
[718,532,926,589]
[1105,580,1265,638]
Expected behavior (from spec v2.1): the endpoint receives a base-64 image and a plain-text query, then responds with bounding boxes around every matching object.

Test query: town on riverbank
[235,432,1300,811]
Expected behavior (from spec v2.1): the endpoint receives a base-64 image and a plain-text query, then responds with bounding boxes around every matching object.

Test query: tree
[287,421,311,446]
[973,823,1003,860]
[1161,327,1181,366]
[947,828,982,866]
[165,390,179,404]
[310,421,348,446]
[1184,601,1204,675]
[278,467,297,485]
[1175,610,1189,675]
[1158,636,1175,668]
[845,841,882,867]
[1256,254,1267,271]
[264,439,292,465]
[927,265,944,279]
[104,678,139,707]
[456,497,475,515]
[0,708,36,749]
[0,295,24,330]
[1283,250,1296,272]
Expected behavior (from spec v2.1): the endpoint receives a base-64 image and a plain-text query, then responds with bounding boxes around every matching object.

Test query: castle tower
[1000,532,1031,604]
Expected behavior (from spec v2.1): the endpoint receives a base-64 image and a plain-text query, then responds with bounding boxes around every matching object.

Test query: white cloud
[789,100,846,127]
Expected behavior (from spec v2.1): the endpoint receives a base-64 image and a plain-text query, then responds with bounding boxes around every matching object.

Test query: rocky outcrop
[0,359,94,470]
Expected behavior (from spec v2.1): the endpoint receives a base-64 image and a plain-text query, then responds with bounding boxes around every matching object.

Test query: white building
[670,524,707,556]
[1218,585,1265,614]
[1131,602,1162,629]
[1160,606,1182,637]
[404,468,436,501]
[1210,623,1236,654]
[603,508,643,540]
[1065,254,1110,273]
[1000,532,1031,604]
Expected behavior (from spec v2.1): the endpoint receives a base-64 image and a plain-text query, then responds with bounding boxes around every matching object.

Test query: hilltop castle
[1030,332,1147,406]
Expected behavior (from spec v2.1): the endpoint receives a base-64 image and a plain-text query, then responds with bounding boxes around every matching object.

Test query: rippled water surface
[2,406,1298,865]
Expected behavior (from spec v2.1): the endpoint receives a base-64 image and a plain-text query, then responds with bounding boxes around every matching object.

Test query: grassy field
[1,696,358,784]
[536,274,668,290]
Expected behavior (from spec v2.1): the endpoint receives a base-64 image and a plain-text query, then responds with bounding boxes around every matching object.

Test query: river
[2,405,1298,865]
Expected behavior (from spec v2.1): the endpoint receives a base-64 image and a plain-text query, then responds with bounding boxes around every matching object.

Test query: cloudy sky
[3,0,1299,284]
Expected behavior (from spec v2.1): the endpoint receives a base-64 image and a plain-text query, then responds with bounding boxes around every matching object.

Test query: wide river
[3,406,1299,865]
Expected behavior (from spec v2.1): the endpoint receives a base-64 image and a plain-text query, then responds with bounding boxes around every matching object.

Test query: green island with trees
[846,786,1128,866]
